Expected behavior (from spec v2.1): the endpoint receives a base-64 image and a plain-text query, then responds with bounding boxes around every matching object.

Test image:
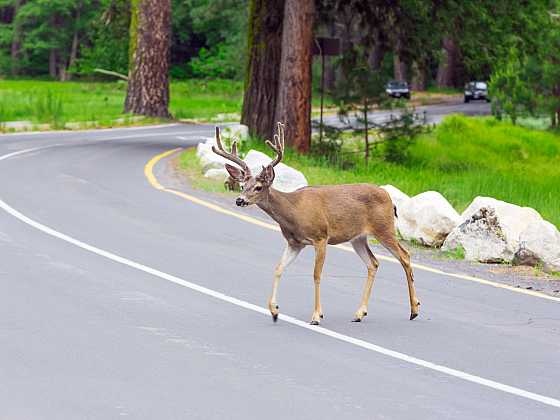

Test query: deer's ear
[258,164,275,186]
[225,163,245,181]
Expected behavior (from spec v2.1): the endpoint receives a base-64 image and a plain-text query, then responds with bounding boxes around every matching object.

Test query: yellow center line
[145,147,560,303]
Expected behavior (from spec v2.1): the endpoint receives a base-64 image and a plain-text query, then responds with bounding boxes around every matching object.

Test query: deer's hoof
[309,320,320,326]
[351,317,362,322]
[410,312,418,321]
[272,313,278,322]
[319,313,324,319]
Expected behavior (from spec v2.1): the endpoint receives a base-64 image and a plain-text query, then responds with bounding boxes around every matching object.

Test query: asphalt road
[0,116,558,419]
[320,98,491,127]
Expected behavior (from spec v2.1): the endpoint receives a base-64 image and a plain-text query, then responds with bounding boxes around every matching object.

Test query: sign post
[312,37,341,144]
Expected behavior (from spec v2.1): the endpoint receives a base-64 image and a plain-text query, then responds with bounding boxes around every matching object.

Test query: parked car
[386,80,411,99]
[464,81,490,102]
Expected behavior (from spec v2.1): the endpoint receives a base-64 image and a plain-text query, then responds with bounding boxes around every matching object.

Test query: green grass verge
[178,147,236,194]
[0,79,335,129]
[233,115,559,228]
[0,79,244,127]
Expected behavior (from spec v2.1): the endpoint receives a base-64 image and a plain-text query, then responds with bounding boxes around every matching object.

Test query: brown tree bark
[124,0,171,118]
[274,0,314,153]
[393,54,407,81]
[241,0,285,140]
[410,61,427,91]
[436,36,458,88]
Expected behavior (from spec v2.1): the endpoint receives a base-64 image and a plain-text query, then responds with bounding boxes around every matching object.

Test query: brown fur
[213,123,420,324]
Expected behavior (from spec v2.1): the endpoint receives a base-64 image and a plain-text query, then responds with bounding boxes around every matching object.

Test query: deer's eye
[255,185,262,192]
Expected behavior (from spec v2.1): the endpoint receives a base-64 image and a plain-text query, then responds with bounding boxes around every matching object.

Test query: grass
[184,115,559,228]
[0,78,337,129]
[178,147,237,195]
[0,79,244,129]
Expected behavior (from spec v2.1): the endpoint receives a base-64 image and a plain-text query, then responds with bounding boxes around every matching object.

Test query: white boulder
[380,185,410,214]
[397,191,461,247]
[204,168,229,182]
[514,220,560,273]
[198,147,229,172]
[196,141,212,158]
[242,150,308,192]
[442,197,543,263]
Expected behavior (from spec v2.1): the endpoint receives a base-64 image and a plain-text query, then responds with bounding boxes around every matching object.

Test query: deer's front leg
[310,240,327,325]
[269,243,303,322]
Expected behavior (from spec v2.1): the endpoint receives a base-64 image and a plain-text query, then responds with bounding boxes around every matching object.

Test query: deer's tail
[393,205,398,218]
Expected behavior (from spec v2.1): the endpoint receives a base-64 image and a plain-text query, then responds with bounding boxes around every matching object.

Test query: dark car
[386,80,411,99]
[464,81,490,103]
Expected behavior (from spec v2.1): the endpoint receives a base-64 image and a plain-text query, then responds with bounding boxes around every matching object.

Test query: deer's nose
[236,197,245,206]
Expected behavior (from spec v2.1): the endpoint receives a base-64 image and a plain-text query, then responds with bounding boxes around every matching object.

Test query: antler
[211,127,251,175]
[265,122,285,167]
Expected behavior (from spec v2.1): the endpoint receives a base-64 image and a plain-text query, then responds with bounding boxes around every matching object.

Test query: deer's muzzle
[236,197,248,207]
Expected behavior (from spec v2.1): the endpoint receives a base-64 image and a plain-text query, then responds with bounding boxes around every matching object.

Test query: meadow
[182,115,560,228]
[0,79,244,128]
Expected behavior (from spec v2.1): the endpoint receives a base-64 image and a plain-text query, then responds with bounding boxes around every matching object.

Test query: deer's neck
[257,188,298,229]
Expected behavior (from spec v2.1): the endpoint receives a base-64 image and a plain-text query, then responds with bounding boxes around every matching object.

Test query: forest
[0,0,559,143]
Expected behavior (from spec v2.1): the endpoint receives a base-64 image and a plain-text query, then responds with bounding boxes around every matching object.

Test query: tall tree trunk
[324,20,337,91]
[393,51,407,81]
[274,0,314,153]
[10,0,24,76]
[410,61,426,91]
[368,28,385,71]
[241,0,285,140]
[436,36,457,88]
[124,0,171,118]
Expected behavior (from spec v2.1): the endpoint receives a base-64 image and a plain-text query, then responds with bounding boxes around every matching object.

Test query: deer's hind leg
[375,233,420,320]
[350,236,379,322]
[269,243,304,322]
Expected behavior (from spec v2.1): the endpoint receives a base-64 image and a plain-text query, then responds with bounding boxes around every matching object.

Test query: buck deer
[212,122,420,325]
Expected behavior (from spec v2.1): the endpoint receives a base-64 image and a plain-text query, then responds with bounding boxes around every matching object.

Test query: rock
[397,191,461,247]
[204,168,229,182]
[272,162,308,192]
[514,220,560,273]
[443,196,543,263]
[196,142,212,158]
[198,147,229,172]
[380,185,410,214]
[242,150,308,192]
[243,149,272,171]
[442,208,512,262]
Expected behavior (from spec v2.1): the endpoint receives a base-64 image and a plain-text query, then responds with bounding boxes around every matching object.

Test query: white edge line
[0,146,559,409]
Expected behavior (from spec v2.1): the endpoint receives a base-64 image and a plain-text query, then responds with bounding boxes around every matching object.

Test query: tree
[124,0,171,118]
[274,0,314,153]
[241,0,284,139]
[489,48,535,125]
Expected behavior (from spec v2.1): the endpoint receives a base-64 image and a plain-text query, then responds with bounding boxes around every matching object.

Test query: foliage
[489,49,536,124]
[234,115,560,228]
[75,0,130,76]
[0,79,243,125]
[380,109,427,163]
[489,4,560,128]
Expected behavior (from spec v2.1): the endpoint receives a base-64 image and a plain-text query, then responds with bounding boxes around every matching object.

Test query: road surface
[0,119,558,420]
[320,98,491,127]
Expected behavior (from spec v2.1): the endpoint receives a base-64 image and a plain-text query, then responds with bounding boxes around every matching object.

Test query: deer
[212,122,420,325]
